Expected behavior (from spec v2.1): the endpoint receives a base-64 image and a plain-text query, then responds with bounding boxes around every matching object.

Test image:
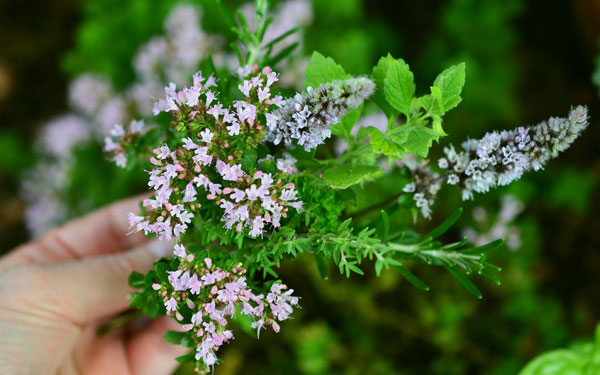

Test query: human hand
[0,197,185,375]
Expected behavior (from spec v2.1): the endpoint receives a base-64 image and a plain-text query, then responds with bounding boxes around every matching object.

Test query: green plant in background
[63,0,183,88]
[519,324,600,375]
[418,0,524,133]
[594,37,600,96]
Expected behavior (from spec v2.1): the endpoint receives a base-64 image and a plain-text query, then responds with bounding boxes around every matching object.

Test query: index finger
[1,195,148,265]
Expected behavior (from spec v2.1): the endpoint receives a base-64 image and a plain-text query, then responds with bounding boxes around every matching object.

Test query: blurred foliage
[0,130,36,175]
[1,0,599,374]
[64,142,148,215]
[594,37,600,97]
[417,0,523,138]
[519,324,600,375]
[62,0,181,88]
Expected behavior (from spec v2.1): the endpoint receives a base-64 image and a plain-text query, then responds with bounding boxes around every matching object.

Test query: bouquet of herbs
[102,1,590,372]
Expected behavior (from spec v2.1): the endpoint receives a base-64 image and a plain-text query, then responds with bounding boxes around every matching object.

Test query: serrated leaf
[371,54,400,119]
[433,62,465,112]
[368,126,406,156]
[443,96,462,112]
[305,51,348,90]
[519,349,589,375]
[403,126,436,157]
[323,164,383,189]
[384,59,415,117]
[417,95,444,117]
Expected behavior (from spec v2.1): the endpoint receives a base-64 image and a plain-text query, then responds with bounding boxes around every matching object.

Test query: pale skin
[0,197,186,375]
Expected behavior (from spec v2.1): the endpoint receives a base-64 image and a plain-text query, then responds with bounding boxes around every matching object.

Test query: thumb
[44,240,172,325]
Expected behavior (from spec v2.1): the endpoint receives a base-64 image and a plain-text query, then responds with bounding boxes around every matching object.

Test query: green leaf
[155,262,169,283]
[258,157,278,174]
[394,262,430,291]
[423,208,463,240]
[432,115,447,137]
[240,148,257,172]
[417,94,444,117]
[263,26,300,49]
[346,263,364,276]
[323,164,383,189]
[164,331,193,347]
[215,0,237,31]
[129,293,146,309]
[384,58,415,117]
[462,239,505,255]
[519,349,589,375]
[443,264,482,299]
[368,126,406,156]
[304,51,348,89]
[380,210,390,242]
[314,252,329,280]
[371,54,400,119]
[128,271,145,289]
[375,260,384,277]
[175,353,195,364]
[267,42,299,67]
[519,323,600,375]
[433,62,466,112]
[403,126,436,157]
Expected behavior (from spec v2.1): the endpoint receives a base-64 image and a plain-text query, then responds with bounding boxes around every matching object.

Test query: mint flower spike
[403,106,589,218]
[266,76,375,151]
[439,105,589,200]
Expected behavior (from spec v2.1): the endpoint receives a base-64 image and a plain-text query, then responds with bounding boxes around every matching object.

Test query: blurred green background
[1,0,600,374]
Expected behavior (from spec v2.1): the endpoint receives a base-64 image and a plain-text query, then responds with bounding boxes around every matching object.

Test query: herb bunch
[92,1,590,373]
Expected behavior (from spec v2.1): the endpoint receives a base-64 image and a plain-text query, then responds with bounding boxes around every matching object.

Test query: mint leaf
[323,164,383,189]
[305,51,348,89]
[431,115,446,137]
[417,94,444,117]
[371,54,400,119]
[433,62,466,112]
[368,126,406,156]
[519,349,589,375]
[403,126,435,157]
[384,59,415,117]
[519,324,600,375]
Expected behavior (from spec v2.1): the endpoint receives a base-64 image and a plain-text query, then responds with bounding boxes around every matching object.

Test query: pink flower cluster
[103,120,146,168]
[153,245,299,369]
[128,68,302,239]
